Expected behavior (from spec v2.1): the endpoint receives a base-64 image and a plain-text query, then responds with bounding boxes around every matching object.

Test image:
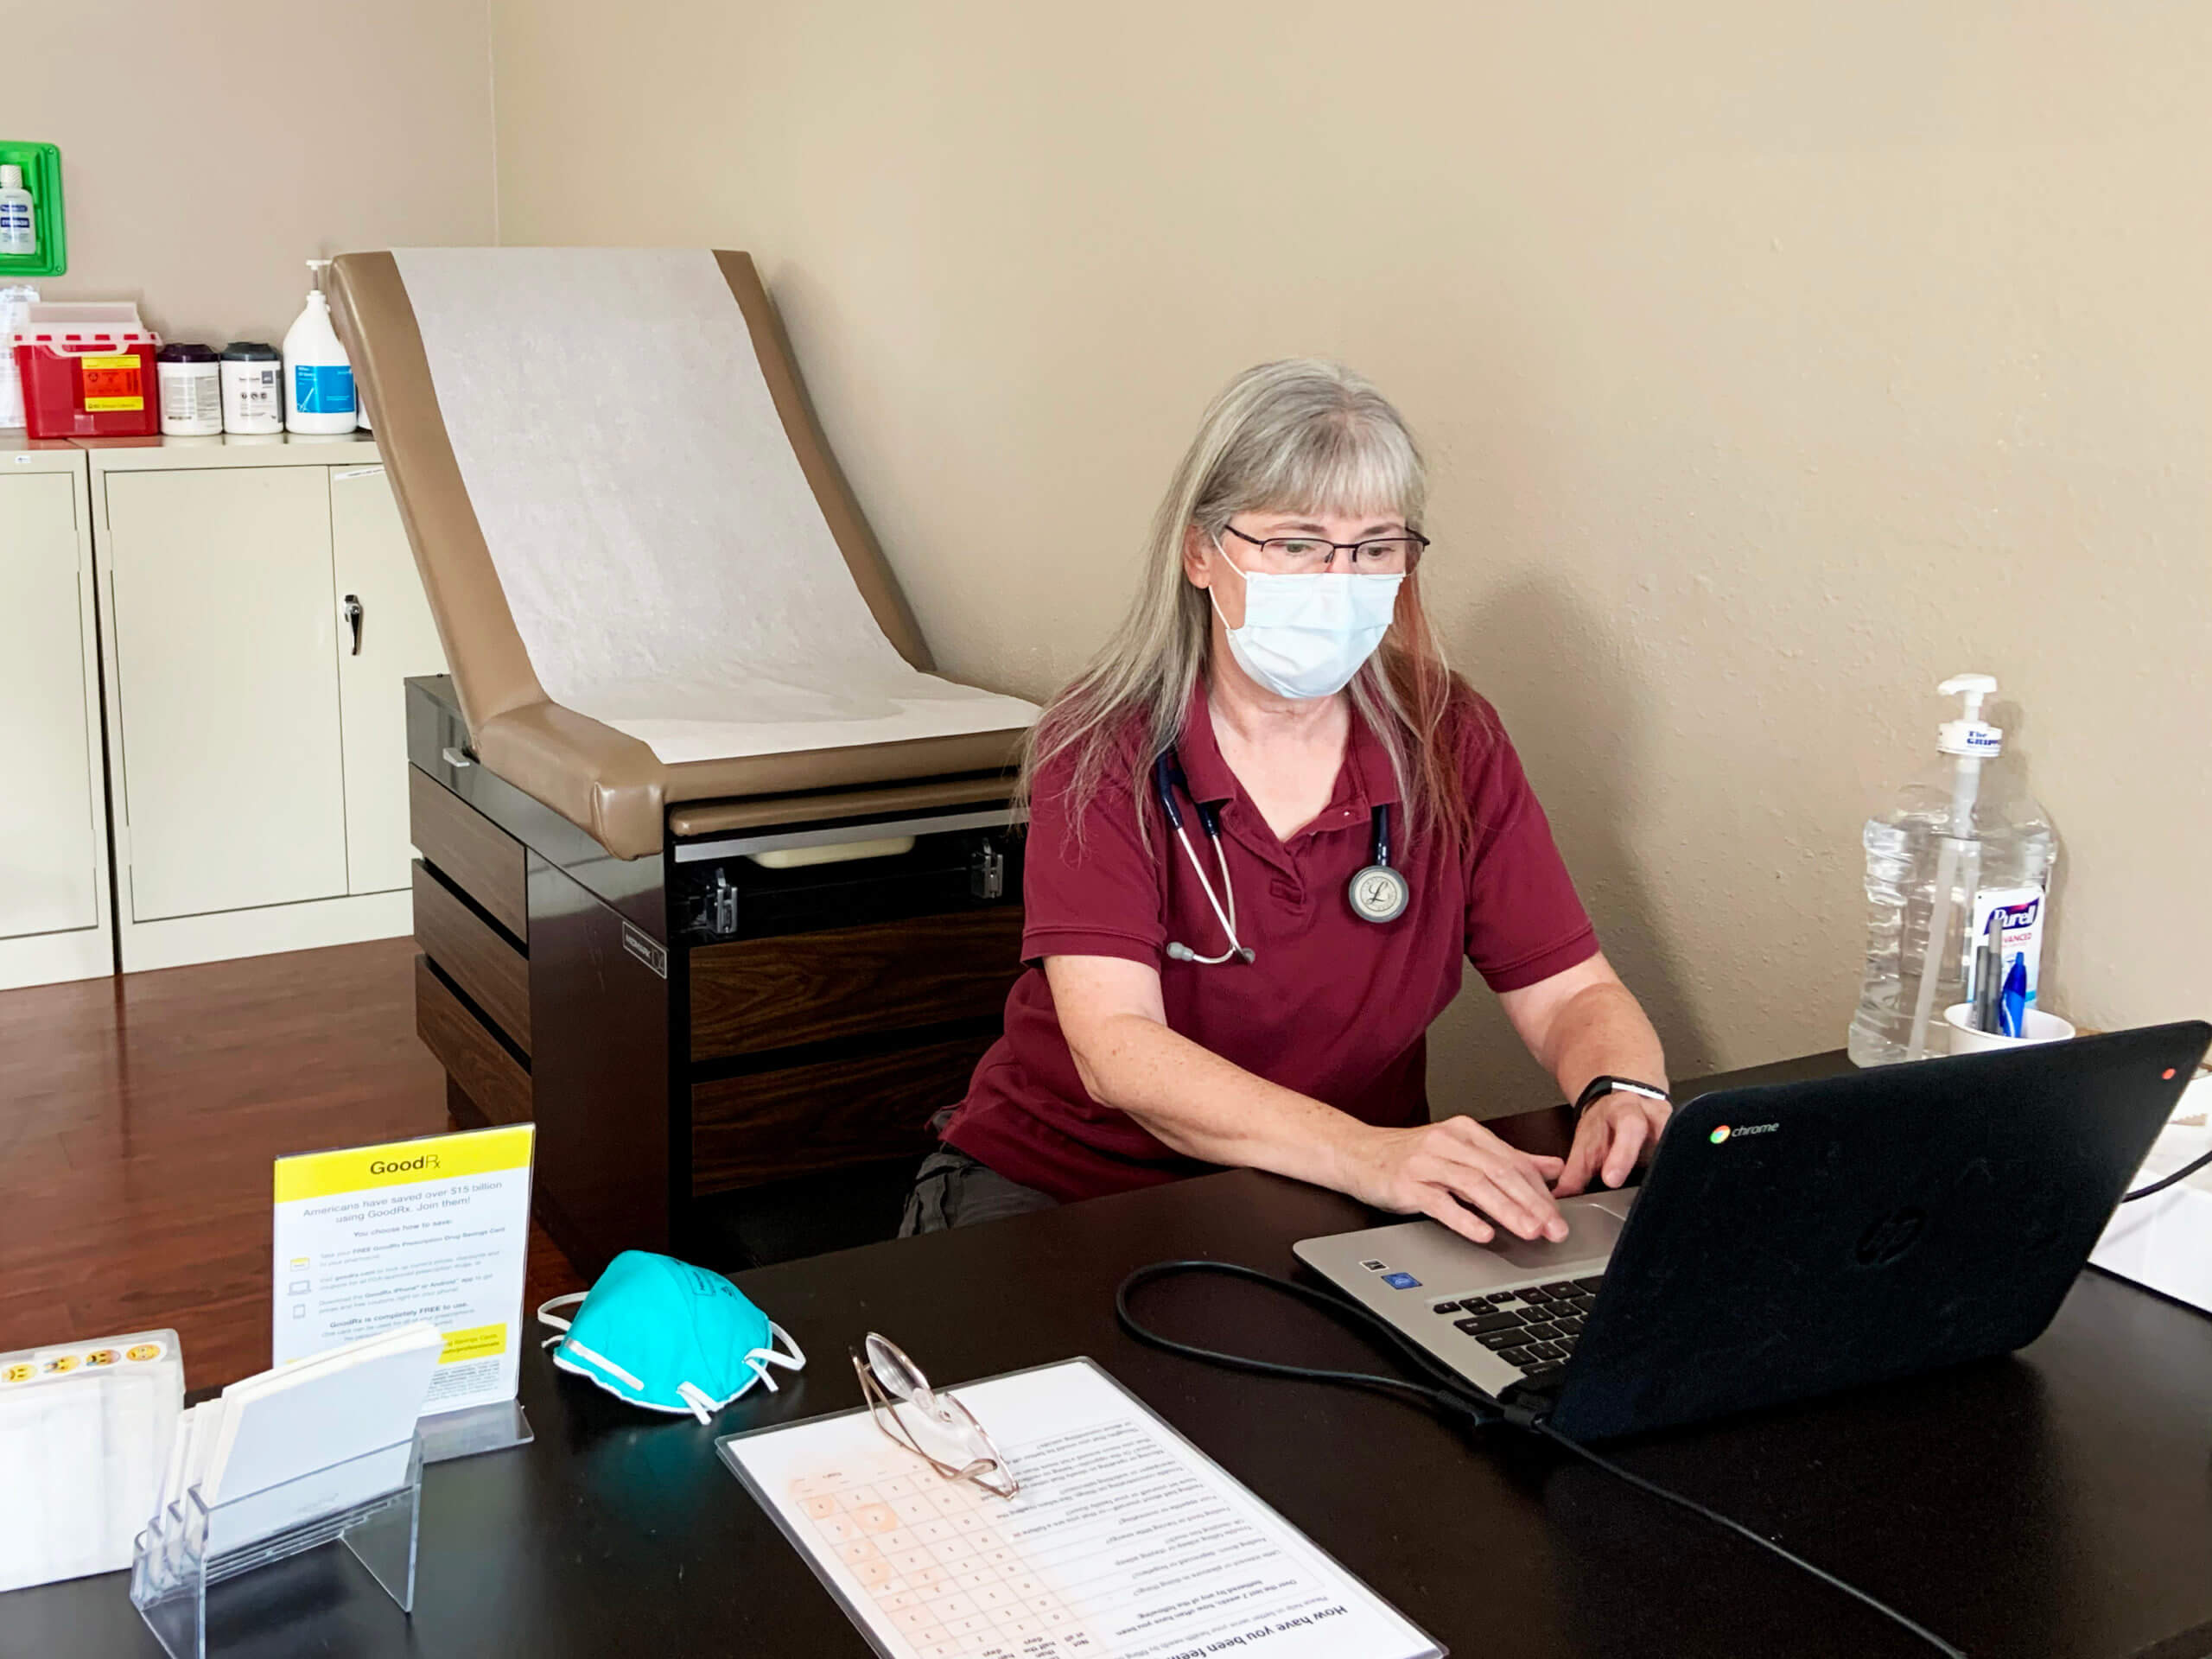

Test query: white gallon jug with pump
[1847,674,2057,1065]
[283,259,356,435]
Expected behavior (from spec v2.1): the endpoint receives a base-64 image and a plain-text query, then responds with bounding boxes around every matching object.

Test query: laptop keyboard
[1433,1274,1605,1386]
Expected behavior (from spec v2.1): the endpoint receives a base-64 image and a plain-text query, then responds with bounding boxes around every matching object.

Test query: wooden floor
[0,938,585,1393]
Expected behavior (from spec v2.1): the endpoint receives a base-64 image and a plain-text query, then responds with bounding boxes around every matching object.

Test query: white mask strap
[676,1380,719,1425]
[535,1292,588,1347]
[734,1322,810,1397]
[1205,534,1247,627]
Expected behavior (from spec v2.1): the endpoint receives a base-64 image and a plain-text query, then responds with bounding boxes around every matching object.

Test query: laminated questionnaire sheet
[720,1358,1441,1659]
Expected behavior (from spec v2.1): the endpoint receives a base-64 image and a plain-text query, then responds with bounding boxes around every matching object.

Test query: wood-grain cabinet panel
[409,766,528,941]
[690,1033,995,1192]
[690,906,1023,1061]
[412,861,530,1052]
[414,954,531,1127]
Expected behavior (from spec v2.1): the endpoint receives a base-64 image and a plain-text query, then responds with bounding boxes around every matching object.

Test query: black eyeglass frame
[1220,523,1431,570]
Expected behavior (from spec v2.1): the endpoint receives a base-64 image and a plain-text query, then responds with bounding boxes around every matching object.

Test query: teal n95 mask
[1210,543,1405,701]
[537,1250,804,1424]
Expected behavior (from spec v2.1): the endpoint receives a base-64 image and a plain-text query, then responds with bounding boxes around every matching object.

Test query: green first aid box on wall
[0,143,67,278]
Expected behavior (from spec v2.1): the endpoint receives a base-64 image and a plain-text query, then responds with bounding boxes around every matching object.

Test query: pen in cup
[1999,951,2029,1039]
[1972,908,2005,1034]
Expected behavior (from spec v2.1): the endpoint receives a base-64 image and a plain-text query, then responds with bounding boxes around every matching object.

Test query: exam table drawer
[409,765,529,942]
[689,906,1025,1062]
[690,1032,998,1192]
[412,861,531,1053]
[415,953,531,1128]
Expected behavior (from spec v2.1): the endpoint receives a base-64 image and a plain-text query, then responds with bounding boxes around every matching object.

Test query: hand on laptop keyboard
[1554,1088,1672,1198]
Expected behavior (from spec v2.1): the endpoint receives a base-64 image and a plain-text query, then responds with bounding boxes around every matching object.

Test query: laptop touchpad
[1478,1197,1629,1273]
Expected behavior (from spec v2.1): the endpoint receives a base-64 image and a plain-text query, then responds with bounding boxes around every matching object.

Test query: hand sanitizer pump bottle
[0,165,36,257]
[1847,675,2057,1065]
[283,260,357,435]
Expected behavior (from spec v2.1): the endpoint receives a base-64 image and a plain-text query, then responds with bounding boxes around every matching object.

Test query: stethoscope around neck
[1152,749,1411,967]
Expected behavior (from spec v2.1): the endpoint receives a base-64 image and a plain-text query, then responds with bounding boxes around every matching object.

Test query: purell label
[1965,887,2045,1005]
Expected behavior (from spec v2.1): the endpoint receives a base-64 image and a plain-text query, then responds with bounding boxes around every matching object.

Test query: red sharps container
[9,301,162,438]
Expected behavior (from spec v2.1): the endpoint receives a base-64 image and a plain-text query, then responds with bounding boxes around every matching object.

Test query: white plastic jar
[156,343,222,435]
[219,341,283,435]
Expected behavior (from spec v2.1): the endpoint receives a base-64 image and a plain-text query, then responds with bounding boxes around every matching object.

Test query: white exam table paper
[719,1357,1441,1659]
[391,246,1037,766]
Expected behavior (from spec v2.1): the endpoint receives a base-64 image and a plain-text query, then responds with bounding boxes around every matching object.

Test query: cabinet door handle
[332,466,385,481]
[342,594,364,655]
[441,746,475,769]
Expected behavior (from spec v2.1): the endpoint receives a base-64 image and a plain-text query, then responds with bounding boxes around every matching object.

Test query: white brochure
[720,1357,1441,1659]
[271,1124,535,1417]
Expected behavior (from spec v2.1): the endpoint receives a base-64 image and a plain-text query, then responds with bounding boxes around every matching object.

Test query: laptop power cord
[1116,1259,1967,1659]
[2123,1145,2212,1203]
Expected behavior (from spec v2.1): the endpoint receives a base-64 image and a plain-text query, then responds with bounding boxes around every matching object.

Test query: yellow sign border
[274,1123,534,1205]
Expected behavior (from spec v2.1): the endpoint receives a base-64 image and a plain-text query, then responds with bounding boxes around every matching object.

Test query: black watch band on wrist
[1573,1075,1672,1116]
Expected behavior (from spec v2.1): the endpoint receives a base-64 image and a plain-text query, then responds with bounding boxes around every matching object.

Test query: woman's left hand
[1554,1090,1671,1197]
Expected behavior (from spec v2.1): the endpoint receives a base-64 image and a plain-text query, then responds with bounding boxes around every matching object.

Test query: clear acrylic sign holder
[128,1433,423,1659]
[419,1395,532,1462]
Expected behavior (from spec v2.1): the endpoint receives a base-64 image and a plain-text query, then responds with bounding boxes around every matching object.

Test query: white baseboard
[0,927,116,992]
[118,890,415,974]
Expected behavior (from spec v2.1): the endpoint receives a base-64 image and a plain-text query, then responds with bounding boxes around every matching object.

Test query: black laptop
[1295,1023,2209,1439]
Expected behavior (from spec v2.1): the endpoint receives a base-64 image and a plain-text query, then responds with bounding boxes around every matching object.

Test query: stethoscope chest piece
[1345,802,1410,924]
[1347,861,1410,924]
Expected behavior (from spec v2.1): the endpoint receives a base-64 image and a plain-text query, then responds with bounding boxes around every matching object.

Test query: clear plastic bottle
[1847,675,2057,1066]
[0,164,36,257]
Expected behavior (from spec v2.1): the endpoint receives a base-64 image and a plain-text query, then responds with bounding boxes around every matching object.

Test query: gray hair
[1023,359,1461,850]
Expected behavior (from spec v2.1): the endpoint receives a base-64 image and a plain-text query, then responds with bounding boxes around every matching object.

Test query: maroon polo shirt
[940,682,1599,1203]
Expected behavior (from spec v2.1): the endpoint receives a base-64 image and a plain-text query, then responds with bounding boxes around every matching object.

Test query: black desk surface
[11,1052,2212,1658]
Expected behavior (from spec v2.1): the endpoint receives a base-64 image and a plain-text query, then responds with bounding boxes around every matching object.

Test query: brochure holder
[419,1395,533,1464]
[128,1433,423,1659]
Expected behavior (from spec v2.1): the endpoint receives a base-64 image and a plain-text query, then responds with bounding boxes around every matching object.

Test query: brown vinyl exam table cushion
[328,249,1031,860]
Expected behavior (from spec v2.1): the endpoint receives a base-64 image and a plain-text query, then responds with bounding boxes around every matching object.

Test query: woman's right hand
[1337,1116,1568,1245]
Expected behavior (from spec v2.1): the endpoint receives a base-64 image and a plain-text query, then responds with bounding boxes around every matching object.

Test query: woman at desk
[905,360,1669,1243]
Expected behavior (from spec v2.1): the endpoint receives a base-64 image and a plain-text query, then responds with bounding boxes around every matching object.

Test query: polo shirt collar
[1176,679,1238,806]
[1177,677,1402,822]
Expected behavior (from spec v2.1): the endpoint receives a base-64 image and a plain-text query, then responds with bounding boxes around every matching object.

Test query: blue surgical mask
[537,1250,804,1424]
[1210,540,1405,700]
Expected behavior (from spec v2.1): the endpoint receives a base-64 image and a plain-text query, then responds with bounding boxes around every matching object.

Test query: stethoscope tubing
[1153,747,1406,964]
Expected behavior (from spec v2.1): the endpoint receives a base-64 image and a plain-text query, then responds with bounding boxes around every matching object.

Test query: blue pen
[1999,952,2029,1038]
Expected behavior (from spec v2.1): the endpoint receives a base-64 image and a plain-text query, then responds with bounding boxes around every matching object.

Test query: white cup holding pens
[1943,1003,2075,1055]
[1943,903,2073,1054]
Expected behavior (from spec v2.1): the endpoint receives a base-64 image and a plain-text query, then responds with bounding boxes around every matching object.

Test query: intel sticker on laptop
[1380,1272,1421,1289]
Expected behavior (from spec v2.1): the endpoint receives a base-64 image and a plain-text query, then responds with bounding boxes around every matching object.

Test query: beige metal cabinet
[0,444,113,988]
[89,436,447,972]
[105,465,352,923]
[332,462,449,895]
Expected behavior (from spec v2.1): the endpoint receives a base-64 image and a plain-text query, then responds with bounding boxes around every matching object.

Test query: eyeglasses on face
[1219,522,1429,574]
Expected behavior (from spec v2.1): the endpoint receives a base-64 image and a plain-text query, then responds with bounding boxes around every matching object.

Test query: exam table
[328,248,1039,1274]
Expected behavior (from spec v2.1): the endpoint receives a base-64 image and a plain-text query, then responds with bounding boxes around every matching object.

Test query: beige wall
[10,0,495,347]
[489,3,2212,1112]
